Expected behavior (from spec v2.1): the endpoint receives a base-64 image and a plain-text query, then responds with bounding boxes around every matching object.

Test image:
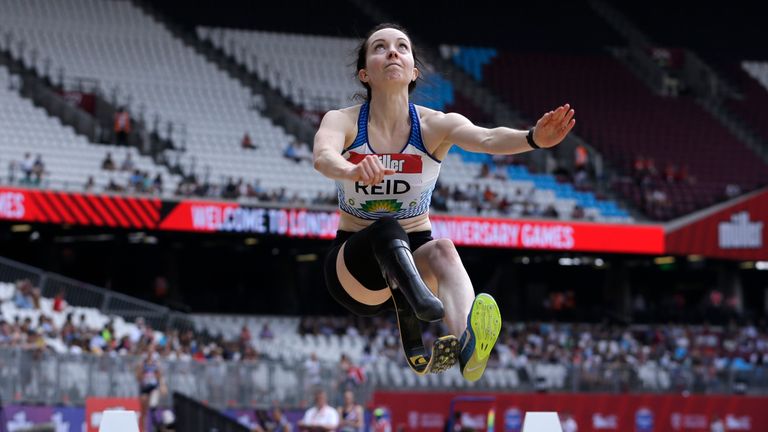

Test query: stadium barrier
[0,348,372,409]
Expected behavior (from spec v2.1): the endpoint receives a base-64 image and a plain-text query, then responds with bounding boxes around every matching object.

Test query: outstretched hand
[533,104,576,148]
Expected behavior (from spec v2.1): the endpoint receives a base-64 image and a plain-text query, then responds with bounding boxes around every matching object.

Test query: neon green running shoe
[459,293,502,382]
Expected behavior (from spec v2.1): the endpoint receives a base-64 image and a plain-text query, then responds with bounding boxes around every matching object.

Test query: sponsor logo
[718,211,763,249]
[407,412,444,429]
[726,415,752,430]
[635,408,654,432]
[592,413,618,429]
[504,408,522,432]
[0,192,25,219]
[670,413,707,430]
[360,199,403,213]
[347,152,423,174]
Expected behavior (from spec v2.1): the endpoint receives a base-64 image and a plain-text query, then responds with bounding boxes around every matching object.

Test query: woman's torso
[336,103,447,233]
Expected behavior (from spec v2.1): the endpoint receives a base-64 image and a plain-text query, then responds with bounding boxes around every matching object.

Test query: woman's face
[360,28,418,91]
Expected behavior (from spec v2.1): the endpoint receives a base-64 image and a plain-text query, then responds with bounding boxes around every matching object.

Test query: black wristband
[526,128,541,149]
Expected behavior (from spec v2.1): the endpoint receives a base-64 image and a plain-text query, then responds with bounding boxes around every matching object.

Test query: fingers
[553,103,570,122]
[356,156,395,185]
[357,161,373,184]
[563,107,575,125]
[538,111,554,128]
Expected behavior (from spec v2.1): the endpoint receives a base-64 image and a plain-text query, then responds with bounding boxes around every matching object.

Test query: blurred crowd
[4,278,766,395]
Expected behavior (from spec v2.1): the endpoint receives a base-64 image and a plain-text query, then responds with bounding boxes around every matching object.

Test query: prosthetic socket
[370,218,444,322]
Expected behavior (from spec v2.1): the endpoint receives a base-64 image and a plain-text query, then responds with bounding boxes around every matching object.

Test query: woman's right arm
[313,110,394,185]
[313,110,356,181]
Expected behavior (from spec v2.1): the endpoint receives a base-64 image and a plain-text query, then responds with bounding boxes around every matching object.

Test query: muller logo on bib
[718,211,763,249]
[347,152,423,174]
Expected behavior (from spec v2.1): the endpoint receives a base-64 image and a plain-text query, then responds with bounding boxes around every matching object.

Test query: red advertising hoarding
[431,215,664,254]
[666,188,768,260]
[0,187,665,254]
[0,187,159,229]
[372,391,768,432]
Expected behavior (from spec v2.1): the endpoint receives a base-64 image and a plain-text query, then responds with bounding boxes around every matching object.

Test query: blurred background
[0,0,766,431]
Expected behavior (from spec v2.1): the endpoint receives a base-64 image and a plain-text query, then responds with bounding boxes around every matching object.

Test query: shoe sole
[462,293,501,382]
[391,287,459,375]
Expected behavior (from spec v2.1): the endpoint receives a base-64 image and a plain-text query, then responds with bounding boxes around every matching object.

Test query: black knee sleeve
[368,216,409,253]
[368,217,444,322]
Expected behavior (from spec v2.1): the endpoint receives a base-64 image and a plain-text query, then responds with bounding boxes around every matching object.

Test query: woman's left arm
[436,104,575,154]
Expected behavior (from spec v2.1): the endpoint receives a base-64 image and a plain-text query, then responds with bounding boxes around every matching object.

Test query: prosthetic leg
[390,285,459,375]
[369,218,459,374]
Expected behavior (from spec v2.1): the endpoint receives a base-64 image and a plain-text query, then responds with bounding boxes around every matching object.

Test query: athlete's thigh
[335,242,392,306]
[412,239,442,295]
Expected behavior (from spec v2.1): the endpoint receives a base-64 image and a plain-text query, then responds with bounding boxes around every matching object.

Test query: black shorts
[324,229,433,316]
[139,384,158,395]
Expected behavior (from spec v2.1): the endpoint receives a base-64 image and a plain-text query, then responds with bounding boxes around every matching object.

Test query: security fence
[1,347,766,411]
[0,347,372,409]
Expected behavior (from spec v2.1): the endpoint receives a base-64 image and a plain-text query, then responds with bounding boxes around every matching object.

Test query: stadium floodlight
[756,261,768,270]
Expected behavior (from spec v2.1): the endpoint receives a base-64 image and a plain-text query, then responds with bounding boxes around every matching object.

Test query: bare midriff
[337,211,432,233]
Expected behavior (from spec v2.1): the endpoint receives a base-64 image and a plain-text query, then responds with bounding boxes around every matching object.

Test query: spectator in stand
[476,163,492,179]
[153,174,163,195]
[32,154,45,184]
[298,389,339,432]
[339,354,366,390]
[101,152,116,171]
[121,153,135,172]
[284,140,313,164]
[114,107,131,146]
[284,140,302,163]
[20,153,34,183]
[574,144,588,172]
[304,352,322,394]
[52,289,67,313]
[84,176,95,192]
[106,178,123,192]
[241,132,257,150]
[259,323,274,340]
[571,205,585,219]
[238,325,251,349]
[14,280,35,310]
